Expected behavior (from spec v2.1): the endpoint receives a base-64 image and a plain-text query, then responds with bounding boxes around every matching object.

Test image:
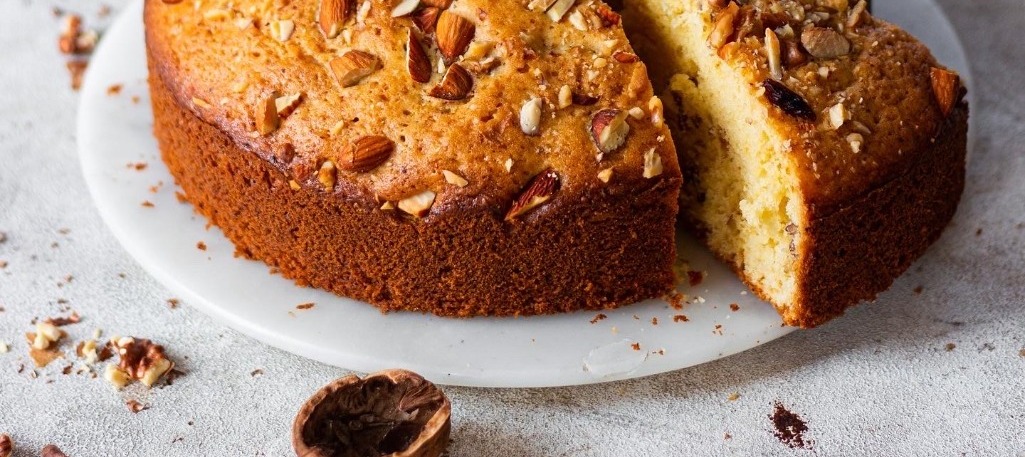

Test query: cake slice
[623,0,968,327]
[145,0,682,316]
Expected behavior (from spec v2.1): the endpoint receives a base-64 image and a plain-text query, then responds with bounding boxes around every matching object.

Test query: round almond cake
[146,0,967,327]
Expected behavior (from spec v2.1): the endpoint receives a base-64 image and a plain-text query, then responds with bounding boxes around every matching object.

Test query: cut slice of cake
[623,0,968,327]
[145,0,682,316]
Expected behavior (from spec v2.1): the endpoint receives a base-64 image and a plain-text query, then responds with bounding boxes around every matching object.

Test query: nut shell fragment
[293,369,450,457]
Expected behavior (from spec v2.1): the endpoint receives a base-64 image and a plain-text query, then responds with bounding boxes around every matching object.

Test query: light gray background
[1,0,1022,455]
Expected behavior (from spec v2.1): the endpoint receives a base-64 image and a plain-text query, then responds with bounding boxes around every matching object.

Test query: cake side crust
[148,55,681,317]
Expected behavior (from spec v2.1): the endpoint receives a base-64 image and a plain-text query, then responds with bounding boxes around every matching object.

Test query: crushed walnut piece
[105,337,175,388]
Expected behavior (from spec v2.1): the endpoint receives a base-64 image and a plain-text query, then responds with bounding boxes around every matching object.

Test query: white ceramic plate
[78,0,972,387]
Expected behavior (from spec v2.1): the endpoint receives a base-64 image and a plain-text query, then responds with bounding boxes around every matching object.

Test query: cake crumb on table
[770,401,810,449]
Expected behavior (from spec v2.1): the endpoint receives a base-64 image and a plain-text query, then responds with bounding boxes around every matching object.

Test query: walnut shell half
[292,369,451,457]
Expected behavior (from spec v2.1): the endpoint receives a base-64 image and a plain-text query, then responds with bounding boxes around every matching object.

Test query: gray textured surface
[1,0,1023,455]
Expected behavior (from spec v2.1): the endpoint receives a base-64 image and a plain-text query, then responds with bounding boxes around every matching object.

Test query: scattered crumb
[251,369,264,377]
[45,312,81,326]
[128,162,148,170]
[0,232,6,243]
[945,343,956,352]
[175,191,188,203]
[196,241,207,251]
[0,260,7,269]
[665,290,685,310]
[980,343,996,352]
[296,302,315,310]
[650,317,658,325]
[167,298,180,309]
[713,324,723,335]
[687,270,704,287]
[630,342,641,351]
[58,228,71,235]
[913,286,924,294]
[727,392,740,401]
[67,60,88,90]
[107,84,123,96]
[724,433,732,440]
[770,401,810,449]
[98,4,111,17]
[131,95,141,104]
[673,314,689,323]
[141,200,155,208]
[0,341,8,353]
[126,399,148,413]
[975,228,982,236]
[590,313,607,324]
[729,303,740,312]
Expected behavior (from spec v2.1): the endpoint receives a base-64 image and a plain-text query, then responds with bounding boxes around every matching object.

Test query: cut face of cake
[623,0,968,327]
[145,0,682,317]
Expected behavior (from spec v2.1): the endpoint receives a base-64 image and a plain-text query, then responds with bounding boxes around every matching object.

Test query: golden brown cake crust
[145,0,682,317]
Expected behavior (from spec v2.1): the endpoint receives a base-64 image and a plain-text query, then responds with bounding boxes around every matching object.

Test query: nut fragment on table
[40,444,68,457]
[293,369,451,457]
[0,434,12,457]
[104,337,175,388]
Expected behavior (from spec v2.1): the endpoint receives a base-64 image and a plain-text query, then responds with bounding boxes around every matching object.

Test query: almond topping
[406,29,433,83]
[319,0,353,39]
[421,0,452,7]
[545,0,576,22]
[429,64,473,100]
[330,50,381,88]
[391,0,419,17]
[848,0,869,28]
[612,51,640,63]
[442,170,469,187]
[398,190,436,217]
[436,11,475,63]
[846,133,864,153]
[519,97,543,136]
[528,0,558,12]
[338,135,394,172]
[257,94,280,135]
[648,96,665,128]
[275,93,303,118]
[506,169,559,220]
[590,108,630,154]
[412,7,440,33]
[628,107,645,120]
[708,2,739,50]
[643,148,663,178]
[557,85,573,109]
[929,67,961,117]
[462,41,495,61]
[765,28,783,80]
[318,161,337,190]
[801,27,851,59]
[272,20,296,42]
[597,168,613,183]
[828,102,847,129]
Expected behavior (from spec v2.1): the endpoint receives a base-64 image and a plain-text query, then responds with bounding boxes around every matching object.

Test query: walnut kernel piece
[110,337,175,388]
[800,27,851,59]
[104,364,132,389]
[292,369,450,457]
[590,109,630,154]
[761,79,816,121]
[708,2,739,50]
[398,191,437,217]
[929,67,961,117]
[33,322,63,350]
[506,169,559,220]
[40,445,69,457]
[519,97,543,136]
[330,51,381,88]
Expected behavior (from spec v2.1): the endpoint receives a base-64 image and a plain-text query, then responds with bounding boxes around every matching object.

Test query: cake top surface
[144,0,679,218]
[702,0,966,214]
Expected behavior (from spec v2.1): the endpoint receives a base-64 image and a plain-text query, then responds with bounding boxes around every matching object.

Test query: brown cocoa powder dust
[770,401,810,449]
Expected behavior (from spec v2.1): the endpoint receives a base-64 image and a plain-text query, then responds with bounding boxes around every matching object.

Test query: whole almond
[429,64,473,100]
[338,135,395,172]
[506,169,560,220]
[319,0,353,39]
[590,109,630,154]
[436,11,475,63]
[330,50,381,88]
[406,29,433,83]
[929,67,961,117]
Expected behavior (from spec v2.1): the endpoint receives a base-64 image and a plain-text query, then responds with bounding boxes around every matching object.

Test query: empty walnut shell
[292,369,451,457]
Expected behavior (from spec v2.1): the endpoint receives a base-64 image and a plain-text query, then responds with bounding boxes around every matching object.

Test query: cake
[144,0,682,316]
[622,0,968,327]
